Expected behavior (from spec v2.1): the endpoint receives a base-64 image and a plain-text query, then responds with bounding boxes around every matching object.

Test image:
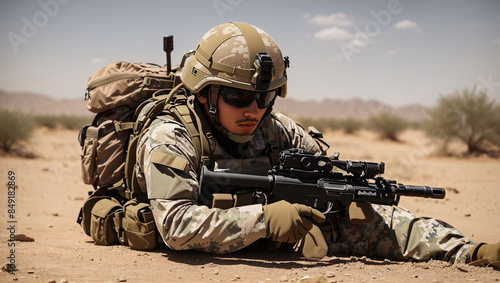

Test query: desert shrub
[424,87,500,156]
[34,115,92,130]
[405,120,424,130]
[0,109,35,152]
[339,118,364,134]
[57,115,92,130]
[34,115,59,129]
[368,112,408,141]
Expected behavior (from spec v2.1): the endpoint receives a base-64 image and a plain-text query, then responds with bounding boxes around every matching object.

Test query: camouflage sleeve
[273,112,325,154]
[136,117,266,253]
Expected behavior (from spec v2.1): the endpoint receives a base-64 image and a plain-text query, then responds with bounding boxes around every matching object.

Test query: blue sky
[1,0,499,106]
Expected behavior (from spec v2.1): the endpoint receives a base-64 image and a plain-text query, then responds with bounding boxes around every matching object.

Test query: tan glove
[263,201,326,243]
[468,242,500,267]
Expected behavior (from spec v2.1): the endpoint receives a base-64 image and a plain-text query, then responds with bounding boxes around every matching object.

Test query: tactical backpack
[76,37,210,250]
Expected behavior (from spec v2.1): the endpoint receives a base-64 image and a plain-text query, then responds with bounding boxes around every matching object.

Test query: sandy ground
[0,127,499,282]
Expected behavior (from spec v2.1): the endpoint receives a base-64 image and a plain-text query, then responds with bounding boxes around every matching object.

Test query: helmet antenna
[163,35,174,74]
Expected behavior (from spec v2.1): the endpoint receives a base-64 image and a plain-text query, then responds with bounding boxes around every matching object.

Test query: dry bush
[0,109,34,152]
[425,87,500,157]
[338,117,364,134]
[35,115,92,130]
[368,112,408,141]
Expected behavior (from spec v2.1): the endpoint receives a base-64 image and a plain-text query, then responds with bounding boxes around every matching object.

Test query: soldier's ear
[196,92,207,104]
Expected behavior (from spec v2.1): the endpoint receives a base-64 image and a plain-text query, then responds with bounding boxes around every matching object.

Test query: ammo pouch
[122,200,157,250]
[89,198,125,245]
[77,194,127,246]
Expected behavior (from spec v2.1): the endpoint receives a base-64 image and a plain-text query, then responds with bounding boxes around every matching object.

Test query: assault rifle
[199,149,445,215]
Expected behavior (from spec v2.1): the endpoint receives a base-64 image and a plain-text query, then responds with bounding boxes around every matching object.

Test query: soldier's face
[216,93,267,135]
[197,92,267,135]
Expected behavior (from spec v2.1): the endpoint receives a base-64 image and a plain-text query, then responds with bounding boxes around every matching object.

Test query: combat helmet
[181,22,289,143]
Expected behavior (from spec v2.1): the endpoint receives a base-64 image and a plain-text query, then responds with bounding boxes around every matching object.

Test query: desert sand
[1,127,499,282]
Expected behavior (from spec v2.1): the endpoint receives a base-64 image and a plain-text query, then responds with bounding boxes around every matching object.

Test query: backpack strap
[124,84,212,201]
[167,93,212,170]
[124,85,185,202]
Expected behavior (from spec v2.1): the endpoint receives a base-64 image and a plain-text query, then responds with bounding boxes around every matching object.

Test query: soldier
[135,22,499,265]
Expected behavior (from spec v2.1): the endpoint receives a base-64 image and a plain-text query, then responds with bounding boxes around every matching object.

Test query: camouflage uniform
[136,111,319,254]
[136,102,475,263]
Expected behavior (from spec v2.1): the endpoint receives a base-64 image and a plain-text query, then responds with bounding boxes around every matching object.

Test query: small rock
[15,234,35,242]
[325,272,335,278]
[280,276,289,282]
[117,275,127,282]
[213,269,219,275]
[60,279,68,283]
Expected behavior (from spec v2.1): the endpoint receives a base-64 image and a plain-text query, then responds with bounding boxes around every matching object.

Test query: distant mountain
[0,89,429,121]
[0,89,89,116]
[273,97,429,121]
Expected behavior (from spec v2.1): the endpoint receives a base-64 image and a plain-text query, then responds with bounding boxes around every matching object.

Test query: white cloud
[90,57,108,64]
[328,54,345,63]
[306,13,352,27]
[385,50,396,56]
[394,19,420,32]
[314,26,354,41]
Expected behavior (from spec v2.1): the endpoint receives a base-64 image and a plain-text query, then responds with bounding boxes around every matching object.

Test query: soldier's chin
[237,125,257,134]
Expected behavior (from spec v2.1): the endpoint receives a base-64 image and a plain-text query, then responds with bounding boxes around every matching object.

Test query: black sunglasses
[219,86,279,109]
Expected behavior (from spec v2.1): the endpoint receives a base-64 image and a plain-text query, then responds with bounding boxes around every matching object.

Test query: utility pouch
[122,200,157,250]
[89,198,123,245]
[80,118,131,187]
[79,195,109,236]
[80,125,98,185]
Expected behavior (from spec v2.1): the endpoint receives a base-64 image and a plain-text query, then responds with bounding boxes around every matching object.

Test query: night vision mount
[252,52,274,90]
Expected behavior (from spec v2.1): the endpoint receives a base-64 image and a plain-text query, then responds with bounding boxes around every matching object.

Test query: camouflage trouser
[326,204,475,264]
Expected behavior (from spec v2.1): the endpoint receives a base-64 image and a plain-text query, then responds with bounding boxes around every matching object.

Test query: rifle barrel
[396,184,446,199]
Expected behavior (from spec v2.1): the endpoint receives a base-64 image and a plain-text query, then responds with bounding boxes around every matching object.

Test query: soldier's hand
[263,201,326,243]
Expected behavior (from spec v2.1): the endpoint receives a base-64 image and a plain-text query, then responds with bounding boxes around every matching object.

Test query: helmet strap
[208,85,219,118]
